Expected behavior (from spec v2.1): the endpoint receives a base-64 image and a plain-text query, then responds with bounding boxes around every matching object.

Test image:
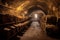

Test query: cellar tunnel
[0,0,60,40]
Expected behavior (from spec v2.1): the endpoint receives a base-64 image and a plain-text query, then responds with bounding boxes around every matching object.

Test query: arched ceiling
[0,0,59,18]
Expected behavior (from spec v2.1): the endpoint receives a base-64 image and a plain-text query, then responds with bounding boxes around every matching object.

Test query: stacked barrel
[0,14,31,40]
[46,16,60,38]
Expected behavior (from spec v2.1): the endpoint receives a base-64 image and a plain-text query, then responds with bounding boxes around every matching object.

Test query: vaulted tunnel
[0,0,60,40]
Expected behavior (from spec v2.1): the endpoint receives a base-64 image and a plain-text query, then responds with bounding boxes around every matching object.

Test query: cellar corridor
[0,0,60,40]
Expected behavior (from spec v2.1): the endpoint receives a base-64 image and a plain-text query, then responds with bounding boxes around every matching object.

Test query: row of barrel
[46,16,60,38]
[0,14,31,40]
[0,21,31,40]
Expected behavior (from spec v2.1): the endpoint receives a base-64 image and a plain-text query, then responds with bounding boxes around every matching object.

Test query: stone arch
[27,2,48,15]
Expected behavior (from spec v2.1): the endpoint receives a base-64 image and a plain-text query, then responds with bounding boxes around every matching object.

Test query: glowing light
[34,14,38,18]
[16,1,30,12]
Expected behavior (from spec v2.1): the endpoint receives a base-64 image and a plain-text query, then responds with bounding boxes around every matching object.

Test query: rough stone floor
[19,22,59,40]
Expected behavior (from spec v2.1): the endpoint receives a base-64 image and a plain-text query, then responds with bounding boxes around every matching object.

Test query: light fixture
[34,14,38,18]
